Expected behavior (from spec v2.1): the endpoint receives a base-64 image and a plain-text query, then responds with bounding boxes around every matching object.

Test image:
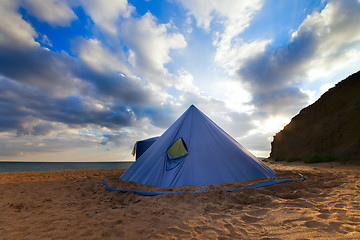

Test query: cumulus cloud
[236,0,360,117]
[238,31,317,94]
[0,36,158,109]
[0,0,190,161]
[177,0,264,74]
[173,70,200,95]
[74,38,131,75]
[80,0,134,34]
[21,0,77,27]
[74,63,157,105]
[0,1,85,98]
[0,1,188,141]
[210,79,253,113]
[294,0,360,80]
[0,76,137,134]
[119,13,187,86]
[177,0,263,33]
[0,0,38,47]
[73,10,188,103]
[250,87,309,117]
[179,0,360,120]
[215,39,271,76]
[3,0,357,161]
[132,104,180,129]
[0,45,84,97]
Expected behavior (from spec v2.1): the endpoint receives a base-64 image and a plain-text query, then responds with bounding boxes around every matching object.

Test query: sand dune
[1,162,359,239]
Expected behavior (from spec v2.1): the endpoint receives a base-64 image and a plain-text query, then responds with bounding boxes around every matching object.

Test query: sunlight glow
[256,116,290,134]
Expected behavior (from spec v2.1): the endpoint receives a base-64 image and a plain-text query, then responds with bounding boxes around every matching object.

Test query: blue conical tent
[121,105,275,187]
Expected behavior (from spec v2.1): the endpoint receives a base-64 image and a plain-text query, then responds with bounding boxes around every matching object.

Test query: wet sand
[1,162,359,239]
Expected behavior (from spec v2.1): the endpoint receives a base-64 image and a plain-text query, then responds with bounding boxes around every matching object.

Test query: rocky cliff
[270,70,360,162]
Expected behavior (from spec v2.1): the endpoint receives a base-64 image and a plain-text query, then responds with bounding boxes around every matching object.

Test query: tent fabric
[132,137,159,160]
[121,105,276,187]
[103,174,305,196]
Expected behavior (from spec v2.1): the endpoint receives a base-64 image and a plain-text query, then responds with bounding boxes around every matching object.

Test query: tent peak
[188,104,199,110]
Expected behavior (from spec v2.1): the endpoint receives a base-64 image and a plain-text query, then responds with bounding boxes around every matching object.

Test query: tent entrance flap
[166,138,188,170]
[166,138,188,158]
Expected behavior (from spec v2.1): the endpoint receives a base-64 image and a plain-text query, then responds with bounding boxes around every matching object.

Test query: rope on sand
[103,173,306,196]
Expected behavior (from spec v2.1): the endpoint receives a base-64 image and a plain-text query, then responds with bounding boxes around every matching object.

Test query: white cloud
[0,0,38,47]
[176,0,213,30]
[75,38,131,75]
[0,126,127,161]
[230,0,360,156]
[319,82,336,94]
[38,34,53,47]
[119,12,187,86]
[294,0,360,81]
[80,0,134,34]
[254,116,290,135]
[178,0,263,33]
[238,131,272,157]
[22,0,77,27]
[173,70,200,95]
[300,88,316,105]
[215,39,271,76]
[177,0,264,74]
[210,79,254,113]
[232,0,360,118]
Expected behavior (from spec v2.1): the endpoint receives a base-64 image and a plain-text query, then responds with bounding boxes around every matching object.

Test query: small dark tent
[121,105,275,187]
[131,136,159,160]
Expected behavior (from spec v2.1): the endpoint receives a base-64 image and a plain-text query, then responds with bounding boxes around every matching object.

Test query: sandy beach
[1,162,360,239]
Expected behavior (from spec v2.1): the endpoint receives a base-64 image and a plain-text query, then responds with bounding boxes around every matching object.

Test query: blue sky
[0,0,360,162]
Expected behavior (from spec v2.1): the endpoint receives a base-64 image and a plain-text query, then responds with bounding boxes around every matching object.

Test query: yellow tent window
[166,138,188,159]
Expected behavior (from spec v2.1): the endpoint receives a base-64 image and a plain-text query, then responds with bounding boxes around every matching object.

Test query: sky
[0,0,360,162]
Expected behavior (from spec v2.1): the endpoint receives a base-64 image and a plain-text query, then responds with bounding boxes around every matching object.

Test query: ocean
[0,161,134,173]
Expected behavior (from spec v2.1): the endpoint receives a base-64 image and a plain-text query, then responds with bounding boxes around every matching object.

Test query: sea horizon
[0,157,267,173]
[0,161,134,173]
